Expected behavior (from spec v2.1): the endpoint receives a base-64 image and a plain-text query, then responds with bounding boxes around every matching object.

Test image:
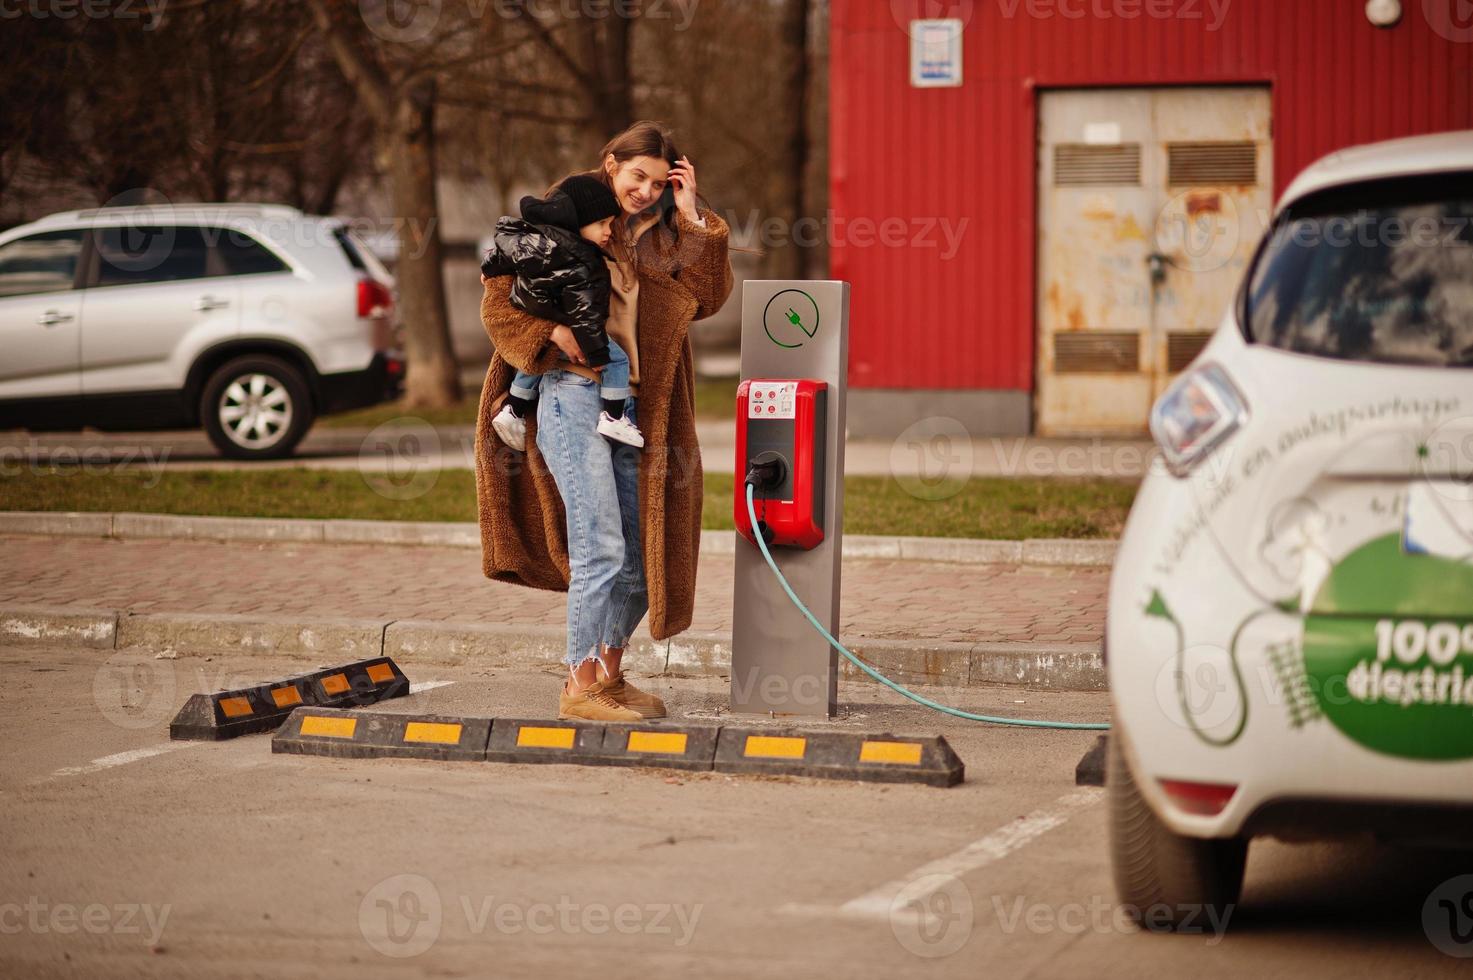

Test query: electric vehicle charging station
[730,281,850,718]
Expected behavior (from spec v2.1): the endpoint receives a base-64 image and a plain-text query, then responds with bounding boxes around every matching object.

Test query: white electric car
[0,204,404,459]
[1107,130,1473,920]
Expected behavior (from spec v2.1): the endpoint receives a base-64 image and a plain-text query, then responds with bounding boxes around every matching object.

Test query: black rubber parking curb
[596,722,722,772]
[272,707,490,761]
[168,657,410,740]
[268,710,964,786]
[1074,734,1108,787]
[485,718,609,766]
[713,728,965,787]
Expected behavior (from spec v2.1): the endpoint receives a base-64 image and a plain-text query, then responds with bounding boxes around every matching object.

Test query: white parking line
[408,680,455,695]
[49,742,201,780]
[780,787,1104,921]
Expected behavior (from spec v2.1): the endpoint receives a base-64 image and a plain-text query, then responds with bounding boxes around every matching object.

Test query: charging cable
[744,480,1110,731]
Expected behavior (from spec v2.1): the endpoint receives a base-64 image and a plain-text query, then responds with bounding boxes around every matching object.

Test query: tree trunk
[388,79,461,408]
[770,0,810,280]
[589,9,633,132]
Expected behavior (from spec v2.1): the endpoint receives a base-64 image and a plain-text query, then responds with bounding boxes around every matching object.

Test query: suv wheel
[200,355,314,460]
[1108,727,1248,930]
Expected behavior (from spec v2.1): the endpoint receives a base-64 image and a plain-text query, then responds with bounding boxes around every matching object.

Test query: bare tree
[305,0,466,408]
[502,0,637,133]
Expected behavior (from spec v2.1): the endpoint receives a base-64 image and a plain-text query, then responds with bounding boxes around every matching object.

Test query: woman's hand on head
[549,325,586,364]
[669,155,699,222]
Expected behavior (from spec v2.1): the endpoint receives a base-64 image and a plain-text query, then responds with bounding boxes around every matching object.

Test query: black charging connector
[744,451,788,493]
[743,451,788,547]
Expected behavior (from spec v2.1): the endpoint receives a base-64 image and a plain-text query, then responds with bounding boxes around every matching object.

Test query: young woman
[475,120,735,720]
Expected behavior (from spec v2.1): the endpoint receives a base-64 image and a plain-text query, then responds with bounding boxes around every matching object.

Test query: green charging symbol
[763,289,820,349]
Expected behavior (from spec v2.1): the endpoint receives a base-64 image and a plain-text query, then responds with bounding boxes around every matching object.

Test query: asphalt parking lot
[2,644,1469,979]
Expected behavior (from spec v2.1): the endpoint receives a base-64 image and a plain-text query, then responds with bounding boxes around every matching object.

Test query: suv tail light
[1149,362,1249,477]
[357,278,394,319]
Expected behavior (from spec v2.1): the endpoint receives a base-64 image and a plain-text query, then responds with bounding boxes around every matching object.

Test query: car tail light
[1158,778,1238,816]
[1149,361,1249,477]
[357,278,393,319]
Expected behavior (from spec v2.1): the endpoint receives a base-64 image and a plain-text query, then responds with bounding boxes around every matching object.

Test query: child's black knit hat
[556,175,621,228]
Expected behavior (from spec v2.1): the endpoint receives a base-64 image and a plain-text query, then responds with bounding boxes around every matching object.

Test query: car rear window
[212,227,289,276]
[1246,172,1473,368]
[332,225,369,272]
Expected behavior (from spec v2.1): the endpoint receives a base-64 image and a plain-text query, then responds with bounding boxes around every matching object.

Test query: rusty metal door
[1035,87,1272,435]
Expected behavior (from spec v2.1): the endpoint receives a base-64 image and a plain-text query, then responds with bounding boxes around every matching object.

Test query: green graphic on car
[1302,534,1473,761]
[1148,534,1473,760]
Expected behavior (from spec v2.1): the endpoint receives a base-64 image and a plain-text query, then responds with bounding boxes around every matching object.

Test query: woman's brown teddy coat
[474,205,734,640]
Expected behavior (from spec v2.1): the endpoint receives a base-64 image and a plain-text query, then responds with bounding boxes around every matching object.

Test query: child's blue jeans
[510,336,631,410]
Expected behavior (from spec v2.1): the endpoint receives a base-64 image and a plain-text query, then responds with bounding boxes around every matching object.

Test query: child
[481,175,644,451]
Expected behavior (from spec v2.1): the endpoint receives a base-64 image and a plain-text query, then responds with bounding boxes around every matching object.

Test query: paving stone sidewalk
[0,534,1107,647]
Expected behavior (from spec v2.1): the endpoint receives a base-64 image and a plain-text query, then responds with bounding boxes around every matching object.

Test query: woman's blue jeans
[534,366,648,668]
[511,337,631,409]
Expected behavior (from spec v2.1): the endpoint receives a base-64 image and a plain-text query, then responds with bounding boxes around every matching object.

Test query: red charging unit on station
[734,378,828,550]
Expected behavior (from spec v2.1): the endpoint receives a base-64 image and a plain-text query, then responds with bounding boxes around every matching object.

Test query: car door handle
[193,295,230,311]
[36,310,74,326]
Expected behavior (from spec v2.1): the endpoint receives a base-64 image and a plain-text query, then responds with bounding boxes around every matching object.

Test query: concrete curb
[0,604,1106,691]
[0,511,1116,568]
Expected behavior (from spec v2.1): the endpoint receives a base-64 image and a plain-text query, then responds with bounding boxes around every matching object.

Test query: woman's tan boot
[595,664,667,719]
[558,677,642,722]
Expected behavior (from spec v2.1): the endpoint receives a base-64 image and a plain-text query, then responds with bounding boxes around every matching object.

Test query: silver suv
[0,203,404,459]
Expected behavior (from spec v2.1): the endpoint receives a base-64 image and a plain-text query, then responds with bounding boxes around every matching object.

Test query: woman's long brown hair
[543,119,762,283]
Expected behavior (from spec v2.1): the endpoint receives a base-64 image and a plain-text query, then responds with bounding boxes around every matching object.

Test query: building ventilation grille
[1054,144,1142,186]
[1166,332,1215,373]
[1167,142,1257,186]
[1054,331,1140,373]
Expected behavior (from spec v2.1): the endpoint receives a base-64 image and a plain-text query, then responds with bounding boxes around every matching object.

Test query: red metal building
[829,0,1473,436]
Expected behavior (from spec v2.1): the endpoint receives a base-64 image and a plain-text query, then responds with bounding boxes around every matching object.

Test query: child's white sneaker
[492,403,527,451]
[597,411,645,448]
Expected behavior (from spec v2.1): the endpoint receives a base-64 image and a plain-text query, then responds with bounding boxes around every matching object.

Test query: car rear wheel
[200,355,314,460]
[1108,727,1248,930]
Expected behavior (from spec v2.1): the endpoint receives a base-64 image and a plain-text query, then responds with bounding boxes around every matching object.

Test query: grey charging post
[730,280,850,718]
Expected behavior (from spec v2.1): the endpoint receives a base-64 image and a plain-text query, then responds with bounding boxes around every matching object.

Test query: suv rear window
[1246,172,1473,368]
[332,226,369,271]
[212,227,289,276]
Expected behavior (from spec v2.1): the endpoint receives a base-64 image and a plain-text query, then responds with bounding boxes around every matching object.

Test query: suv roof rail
[35,202,305,225]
